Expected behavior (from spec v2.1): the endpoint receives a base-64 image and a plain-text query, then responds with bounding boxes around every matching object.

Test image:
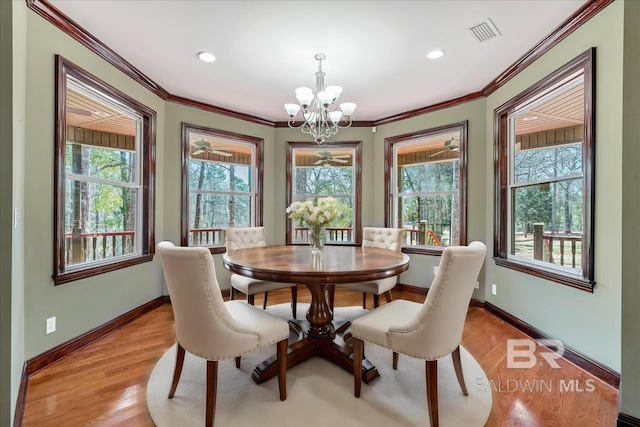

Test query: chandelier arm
[284,53,355,144]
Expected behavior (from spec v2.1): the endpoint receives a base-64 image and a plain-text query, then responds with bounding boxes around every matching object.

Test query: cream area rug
[147,304,492,427]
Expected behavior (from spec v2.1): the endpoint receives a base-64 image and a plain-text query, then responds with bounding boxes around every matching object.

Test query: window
[385,122,467,255]
[54,56,156,285]
[494,48,595,291]
[181,123,263,253]
[286,141,362,245]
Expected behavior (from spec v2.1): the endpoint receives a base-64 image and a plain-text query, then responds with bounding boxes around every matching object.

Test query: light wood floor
[22,288,618,426]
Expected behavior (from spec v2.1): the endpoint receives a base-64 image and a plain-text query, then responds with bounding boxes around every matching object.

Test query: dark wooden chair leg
[235,356,241,369]
[353,338,364,397]
[206,360,218,427]
[168,343,185,398]
[277,339,287,401]
[362,292,367,309]
[291,285,298,319]
[452,346,468,395]
[426,359,438,427]
[263,292,269,309]
[373,294,380,308]
[230,287,236,301]
[393,351,399,370]
[384,290,392,303]
[247,294,255,305]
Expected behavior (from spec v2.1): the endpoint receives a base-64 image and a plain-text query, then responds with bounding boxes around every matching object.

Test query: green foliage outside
[64,144,136,234]
[188,160,251,230]
[397,160,458,246]
[293,166,354,229]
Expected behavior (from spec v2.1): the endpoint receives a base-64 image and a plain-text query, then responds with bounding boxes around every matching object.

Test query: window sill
[492,257,594,292]
[54,253,155,285]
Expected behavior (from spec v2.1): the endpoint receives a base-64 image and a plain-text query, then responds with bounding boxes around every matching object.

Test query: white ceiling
[49,0,588,122]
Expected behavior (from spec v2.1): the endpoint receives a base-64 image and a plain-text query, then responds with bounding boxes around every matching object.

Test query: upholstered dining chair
[226,227,298,318]
[351,241,487,427]
[157,241,289,427]
[328,227,404,312]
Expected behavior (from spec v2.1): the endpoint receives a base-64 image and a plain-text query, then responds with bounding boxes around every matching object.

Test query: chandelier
[284,53,356,144]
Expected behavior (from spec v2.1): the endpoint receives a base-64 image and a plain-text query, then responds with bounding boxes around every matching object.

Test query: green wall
[374,99,488,298]
[1,0,27,424]
[162,102,278,291]
[484,2,623,371]
[8,0,640,421]
[22,9,167,358]
[620,0,640,418]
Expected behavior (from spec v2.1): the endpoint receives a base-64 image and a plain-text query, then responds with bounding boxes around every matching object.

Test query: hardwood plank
[22,288,618,426]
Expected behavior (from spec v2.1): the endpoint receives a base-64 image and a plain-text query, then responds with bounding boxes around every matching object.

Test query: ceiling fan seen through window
[191,139,233,157]
[314,150,350,166]
[429,137,460,157]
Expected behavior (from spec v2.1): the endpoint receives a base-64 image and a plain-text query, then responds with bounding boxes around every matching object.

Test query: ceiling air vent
[467,18,501,43]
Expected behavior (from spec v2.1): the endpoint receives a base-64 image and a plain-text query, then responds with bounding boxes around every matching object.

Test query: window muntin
[181,124,263,252]
[54,56,156,284]
[494,48,595,291]
[385,122,467,254]
[286,142,362,245]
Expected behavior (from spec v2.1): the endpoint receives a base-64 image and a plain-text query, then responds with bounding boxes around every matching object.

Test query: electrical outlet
[491,284,497,296]
[46,316,56,334]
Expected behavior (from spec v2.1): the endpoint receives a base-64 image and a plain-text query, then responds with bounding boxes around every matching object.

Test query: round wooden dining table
[223,244,410,384]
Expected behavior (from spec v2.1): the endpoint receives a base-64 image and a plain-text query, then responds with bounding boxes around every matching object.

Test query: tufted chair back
[362,227,404,252]
[387,241,487,359]
[157,241,261,360]
[225,227,267,251]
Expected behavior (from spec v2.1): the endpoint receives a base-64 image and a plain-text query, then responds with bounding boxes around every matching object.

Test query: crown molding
[27,0,613,126]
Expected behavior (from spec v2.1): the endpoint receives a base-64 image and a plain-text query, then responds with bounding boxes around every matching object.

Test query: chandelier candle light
[286,197,344,255]
[284,53,356,144]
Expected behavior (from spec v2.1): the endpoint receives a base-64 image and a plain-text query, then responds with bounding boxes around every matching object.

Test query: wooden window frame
[384,121,468,255]
[493,48,595,292]
[285,141,362,246]
[181,123,264,254]
[53,55,156,285]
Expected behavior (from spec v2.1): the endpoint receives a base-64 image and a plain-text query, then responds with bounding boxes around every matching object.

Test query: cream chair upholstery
[226,227,298,318]
[157,241,289,427]
[351,241,487,427]
[329,227,404,311]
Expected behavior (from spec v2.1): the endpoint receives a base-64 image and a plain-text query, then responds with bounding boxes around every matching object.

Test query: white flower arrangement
[286,197,344,228]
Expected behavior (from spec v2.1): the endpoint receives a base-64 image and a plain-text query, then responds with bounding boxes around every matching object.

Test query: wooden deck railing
[65,231,135,265]
[190,228,226,247]
[294,227,353,243]
[294,227,443,247]
[532,223,581,268]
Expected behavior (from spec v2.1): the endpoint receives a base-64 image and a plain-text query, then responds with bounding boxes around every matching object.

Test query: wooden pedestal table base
[251,284,379,385]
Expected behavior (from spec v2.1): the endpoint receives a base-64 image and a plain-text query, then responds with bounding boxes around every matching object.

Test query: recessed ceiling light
[522,115,539,121]
[197,51,216,63]
[427,49,445,60]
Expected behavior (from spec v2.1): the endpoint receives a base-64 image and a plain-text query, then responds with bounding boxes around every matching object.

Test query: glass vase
[309,225,326,255]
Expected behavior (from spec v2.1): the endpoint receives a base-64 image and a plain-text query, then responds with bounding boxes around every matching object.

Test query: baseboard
[618,412,640,427]
[396,283,485,308]
[485,301,620,388]
[396,283,428,295]
[25,297,164,376]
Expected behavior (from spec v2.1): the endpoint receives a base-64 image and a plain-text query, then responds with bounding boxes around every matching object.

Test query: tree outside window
[181,124,263,253]
[286,141,362,245]
[494,48,595,291]
[54,56,156,285]
[385,122,468,255]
